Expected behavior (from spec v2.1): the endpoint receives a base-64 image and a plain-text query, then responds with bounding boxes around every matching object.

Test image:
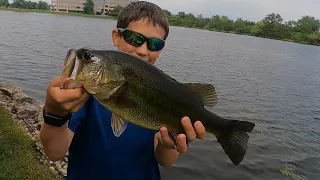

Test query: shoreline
[0,7,117,20]
[1,7,319,47]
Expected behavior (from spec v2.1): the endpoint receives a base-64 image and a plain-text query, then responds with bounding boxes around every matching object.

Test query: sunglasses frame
[117,28,165,52]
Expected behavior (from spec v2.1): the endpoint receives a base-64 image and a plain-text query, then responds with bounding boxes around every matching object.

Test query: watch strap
[42,107,72,127]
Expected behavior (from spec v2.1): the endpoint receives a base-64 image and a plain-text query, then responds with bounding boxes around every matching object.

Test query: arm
[40,76,89,161]
[40,122,74,161]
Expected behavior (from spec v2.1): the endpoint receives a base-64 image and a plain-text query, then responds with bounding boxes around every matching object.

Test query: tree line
[163,10,320,45]
[0,0,49,10]
[89,5,320,46]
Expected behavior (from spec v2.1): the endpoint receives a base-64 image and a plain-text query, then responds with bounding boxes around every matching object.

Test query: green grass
[0,107,62,180]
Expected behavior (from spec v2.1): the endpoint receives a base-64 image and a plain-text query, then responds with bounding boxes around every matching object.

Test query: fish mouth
[60,49,83,89]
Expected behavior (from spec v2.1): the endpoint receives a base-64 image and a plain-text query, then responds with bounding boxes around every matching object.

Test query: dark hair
[117,1,169,40]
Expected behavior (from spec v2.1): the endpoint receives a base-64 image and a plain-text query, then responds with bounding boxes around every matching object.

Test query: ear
[112,29,120,47]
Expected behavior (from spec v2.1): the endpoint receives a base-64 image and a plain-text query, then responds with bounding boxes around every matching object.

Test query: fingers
[60,91,89,112]
[194,120,206,139]
[48,76,86,104]
[181,117,206,142]
[181,117,197,143]
[176,134,187,153]
[45,76,89,115]
[159,127,176,149]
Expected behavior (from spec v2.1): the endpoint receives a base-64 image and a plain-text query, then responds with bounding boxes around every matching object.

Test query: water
[1,10,319,180]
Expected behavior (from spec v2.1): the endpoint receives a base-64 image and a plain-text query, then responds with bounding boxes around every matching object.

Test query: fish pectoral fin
[111,113,128,137]
[183,83,218,107]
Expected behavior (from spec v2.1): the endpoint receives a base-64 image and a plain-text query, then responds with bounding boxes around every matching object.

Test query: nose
[135,42,148,59]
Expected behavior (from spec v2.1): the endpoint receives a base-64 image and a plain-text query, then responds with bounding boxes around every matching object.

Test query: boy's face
[112,18,166,65]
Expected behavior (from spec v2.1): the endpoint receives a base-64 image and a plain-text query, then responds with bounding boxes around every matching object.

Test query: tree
[0,0,10,7]
[177,12,185,19]
[260,13,284,38]
[162,9,171,17]
[168,15,183,26]
[37,1,49,10]
[83,0,94,14]
[108,5,122,16]
[250,21,264,36]
[295,16,320,34]
[10,0,24,8]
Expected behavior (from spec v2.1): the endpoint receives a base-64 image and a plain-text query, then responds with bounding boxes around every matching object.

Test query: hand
[45,76,89,116]
[157,116,206,153]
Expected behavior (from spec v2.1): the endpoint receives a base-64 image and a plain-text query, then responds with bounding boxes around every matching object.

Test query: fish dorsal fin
[184,83,218,107]
[111,113,128,137]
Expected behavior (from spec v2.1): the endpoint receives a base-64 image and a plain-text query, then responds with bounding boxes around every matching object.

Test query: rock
[0,82,21,98]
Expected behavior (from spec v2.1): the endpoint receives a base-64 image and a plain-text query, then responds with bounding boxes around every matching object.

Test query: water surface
[0,11,319,180]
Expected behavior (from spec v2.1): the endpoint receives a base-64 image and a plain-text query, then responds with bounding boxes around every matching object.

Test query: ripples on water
[0,11,319,180]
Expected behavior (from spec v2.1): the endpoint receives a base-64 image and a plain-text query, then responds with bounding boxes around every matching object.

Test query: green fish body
[61,48,255,165]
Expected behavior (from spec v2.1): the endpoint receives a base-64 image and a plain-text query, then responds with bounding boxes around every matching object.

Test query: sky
[19,0,320,22]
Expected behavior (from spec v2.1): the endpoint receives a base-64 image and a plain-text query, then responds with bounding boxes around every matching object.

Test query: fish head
[61,48,126,96]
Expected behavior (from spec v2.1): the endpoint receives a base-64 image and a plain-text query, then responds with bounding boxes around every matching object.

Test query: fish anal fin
[184,83,218,107]
[111,113,128,137]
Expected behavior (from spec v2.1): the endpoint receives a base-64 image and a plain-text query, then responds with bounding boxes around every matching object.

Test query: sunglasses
[117,28,165,52]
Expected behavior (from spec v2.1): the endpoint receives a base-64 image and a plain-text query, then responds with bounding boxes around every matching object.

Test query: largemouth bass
[61,48,255,165]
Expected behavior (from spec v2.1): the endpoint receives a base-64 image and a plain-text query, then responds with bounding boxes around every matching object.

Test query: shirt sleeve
[67,96,91,133]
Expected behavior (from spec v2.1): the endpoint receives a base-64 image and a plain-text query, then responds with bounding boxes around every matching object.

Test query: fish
[60,48,256,165]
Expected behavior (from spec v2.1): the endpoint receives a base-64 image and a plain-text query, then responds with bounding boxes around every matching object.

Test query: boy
[40,1,206,180]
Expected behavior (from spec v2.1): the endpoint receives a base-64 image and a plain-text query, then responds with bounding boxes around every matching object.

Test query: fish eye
[82,51,94,62]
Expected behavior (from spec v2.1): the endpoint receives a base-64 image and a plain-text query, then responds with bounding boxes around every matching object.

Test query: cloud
[147,0,320,22]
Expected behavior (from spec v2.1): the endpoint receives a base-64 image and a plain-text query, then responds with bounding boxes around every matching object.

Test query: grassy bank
[0,107,62,180]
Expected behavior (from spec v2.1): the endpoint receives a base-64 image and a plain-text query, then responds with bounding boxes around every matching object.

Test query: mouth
[60,49,83,89]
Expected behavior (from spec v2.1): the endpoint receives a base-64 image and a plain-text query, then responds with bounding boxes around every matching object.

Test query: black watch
[43,107,72,127]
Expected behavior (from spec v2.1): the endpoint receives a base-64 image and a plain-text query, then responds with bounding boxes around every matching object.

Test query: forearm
[40,122,73,161]
[154,133,179,168]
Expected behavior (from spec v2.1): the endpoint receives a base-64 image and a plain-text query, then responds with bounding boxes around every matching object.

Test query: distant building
[51,0,138,14]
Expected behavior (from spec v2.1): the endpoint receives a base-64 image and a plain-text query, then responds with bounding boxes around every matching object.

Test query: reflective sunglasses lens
[148,39,165,51]
[123,30,145,47]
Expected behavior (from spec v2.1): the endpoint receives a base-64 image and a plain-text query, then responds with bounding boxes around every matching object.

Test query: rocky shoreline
[0,82,68,178]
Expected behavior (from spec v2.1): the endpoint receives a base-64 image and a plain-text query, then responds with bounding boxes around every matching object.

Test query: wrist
[43,107,72,127]
[44,103,68,117]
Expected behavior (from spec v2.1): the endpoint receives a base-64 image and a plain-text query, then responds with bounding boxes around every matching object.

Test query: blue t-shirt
[66,95,161,180]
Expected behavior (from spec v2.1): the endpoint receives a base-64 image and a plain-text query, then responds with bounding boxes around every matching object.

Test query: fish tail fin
[216,120,255,165]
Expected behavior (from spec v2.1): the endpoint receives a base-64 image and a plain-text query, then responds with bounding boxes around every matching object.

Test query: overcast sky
[146,0,319,22]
